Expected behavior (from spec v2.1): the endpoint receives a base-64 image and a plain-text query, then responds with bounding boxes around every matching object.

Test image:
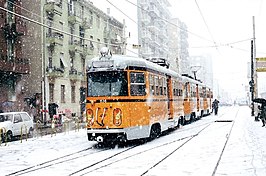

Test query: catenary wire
[194,0,218,50]
[2,2,259,55]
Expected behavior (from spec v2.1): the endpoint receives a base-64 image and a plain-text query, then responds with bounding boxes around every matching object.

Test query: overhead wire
[0,6,119,47]
[105,0,137,24]
[122,0,214,43]
[194,0,218,49]
[190,38,252,49]
[1,1,257,55]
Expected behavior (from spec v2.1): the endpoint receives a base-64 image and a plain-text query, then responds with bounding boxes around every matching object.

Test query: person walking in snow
[212,99,219,115]
[258,104,266,127]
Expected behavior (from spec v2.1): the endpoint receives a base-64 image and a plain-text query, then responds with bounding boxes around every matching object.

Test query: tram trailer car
[181,75,212,124]
[86,51,184,144]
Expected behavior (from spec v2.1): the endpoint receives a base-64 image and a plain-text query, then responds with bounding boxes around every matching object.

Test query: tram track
[5,107,237,176]
[72,107,238,176]
[211,108,239,176]
[6,146,105,176]
[70,123,212,176]
[141,107,239,176]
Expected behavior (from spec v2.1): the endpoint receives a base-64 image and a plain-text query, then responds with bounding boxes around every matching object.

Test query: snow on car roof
[0,112,29,115]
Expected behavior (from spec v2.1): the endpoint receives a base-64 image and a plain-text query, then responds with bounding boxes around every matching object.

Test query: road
[2,106,257,176]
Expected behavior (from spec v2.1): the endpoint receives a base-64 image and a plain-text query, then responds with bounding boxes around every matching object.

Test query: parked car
[0,112,34,142]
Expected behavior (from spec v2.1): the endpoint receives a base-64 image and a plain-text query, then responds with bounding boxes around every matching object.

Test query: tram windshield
[87,71,128,97]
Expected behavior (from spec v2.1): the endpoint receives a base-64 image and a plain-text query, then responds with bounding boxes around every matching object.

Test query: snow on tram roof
[87,54,182,78]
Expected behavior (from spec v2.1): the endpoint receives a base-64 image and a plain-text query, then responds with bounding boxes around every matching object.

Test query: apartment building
[41,0,125,121]
[0,0,41,113]
[137,0,171,59]
[0,0,125,122]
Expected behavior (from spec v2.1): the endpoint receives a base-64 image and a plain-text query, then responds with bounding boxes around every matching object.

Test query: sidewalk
[33,120,87,136]
[215,106,266,175]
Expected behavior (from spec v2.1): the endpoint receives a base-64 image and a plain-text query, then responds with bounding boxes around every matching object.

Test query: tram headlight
[113,108,122,126]
[86,109,94,126]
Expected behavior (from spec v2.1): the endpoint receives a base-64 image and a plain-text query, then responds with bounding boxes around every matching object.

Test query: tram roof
[87,54,182,78]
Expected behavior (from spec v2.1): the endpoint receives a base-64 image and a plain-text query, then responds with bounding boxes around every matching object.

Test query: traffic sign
[256,57,266,72]
[132,44,141,49]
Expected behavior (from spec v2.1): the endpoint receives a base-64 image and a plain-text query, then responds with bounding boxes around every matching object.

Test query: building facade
[177,20,189,75]
[41,0,125,122]
[0,0,41,113]
[0,0,125,122]
[137,0,171,59]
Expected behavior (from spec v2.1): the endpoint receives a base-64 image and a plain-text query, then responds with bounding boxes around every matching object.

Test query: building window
[60,52,67,71]
[79,26,85,46]
[71,86,75,103]
[90,35,94,50]
[96,15,100,28]
[70,52,74,69]
[48,47,53,68]
[59,21,64,30]
[68,0,74,15]
[81,6,84,19]
[69,24,74,44]
[61,85,65,103]
[89,11,93,25]
[49,83,54,102]
[97,38,100,52]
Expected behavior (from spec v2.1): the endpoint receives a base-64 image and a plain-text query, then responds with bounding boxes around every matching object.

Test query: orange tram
[86,49,213,144]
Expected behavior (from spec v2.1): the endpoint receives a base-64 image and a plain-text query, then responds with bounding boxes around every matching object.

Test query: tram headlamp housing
[86,109,94,126]
[113,108,122,126]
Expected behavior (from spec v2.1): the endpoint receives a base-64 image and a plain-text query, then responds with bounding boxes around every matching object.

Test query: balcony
[69,68,83,80]
[147,25,160,33]
[0,56,30,74]
[103,27,110,39]
[3,23,24,40]
[81,18,92,29]
[46,32,64,45]
[139,0,150,6]
[15,18,27,36]
[46,66,64,77]
[44,3,62,16]
[69,40,83,53]
[68,15,76,25]
[149,5,160,18]
[142,31,152,41]
[81,45,93,56]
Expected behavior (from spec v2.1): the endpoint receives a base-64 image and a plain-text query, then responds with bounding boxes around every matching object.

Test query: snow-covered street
[1,106,265,176]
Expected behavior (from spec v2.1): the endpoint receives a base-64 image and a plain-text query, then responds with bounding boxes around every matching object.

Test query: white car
[0,112,34,142]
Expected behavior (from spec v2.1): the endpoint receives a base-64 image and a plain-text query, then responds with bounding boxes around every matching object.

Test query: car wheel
[6,131,13,142]
[28,127,34,138]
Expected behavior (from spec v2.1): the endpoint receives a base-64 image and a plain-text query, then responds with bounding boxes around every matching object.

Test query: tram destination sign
[256,57,266,72]
[92,60,114,68]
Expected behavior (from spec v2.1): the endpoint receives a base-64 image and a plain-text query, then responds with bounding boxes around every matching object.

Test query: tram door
[196,84,200,112]
[166,76,173,119]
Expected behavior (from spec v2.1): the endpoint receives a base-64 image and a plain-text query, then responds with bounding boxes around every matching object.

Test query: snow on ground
[0,106,265,176]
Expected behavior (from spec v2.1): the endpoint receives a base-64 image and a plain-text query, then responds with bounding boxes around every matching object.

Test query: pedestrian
[258,104,266,127]
[212,99,219,115]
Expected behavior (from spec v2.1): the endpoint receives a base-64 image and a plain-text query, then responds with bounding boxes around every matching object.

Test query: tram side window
[184,83,189,98]
[154,76,159,96]
[159,77,163,95]
[130,72,146,96]
[149,74,154,95]
[163,78,167,96]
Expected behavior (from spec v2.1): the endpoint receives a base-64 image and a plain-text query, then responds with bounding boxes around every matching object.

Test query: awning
[60,56,68,68]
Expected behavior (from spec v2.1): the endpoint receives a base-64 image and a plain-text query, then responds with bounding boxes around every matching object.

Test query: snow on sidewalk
[216,106,266,176]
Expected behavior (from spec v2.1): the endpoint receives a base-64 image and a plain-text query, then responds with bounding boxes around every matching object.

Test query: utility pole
[250,39,254,116]
[251,16,259,120]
